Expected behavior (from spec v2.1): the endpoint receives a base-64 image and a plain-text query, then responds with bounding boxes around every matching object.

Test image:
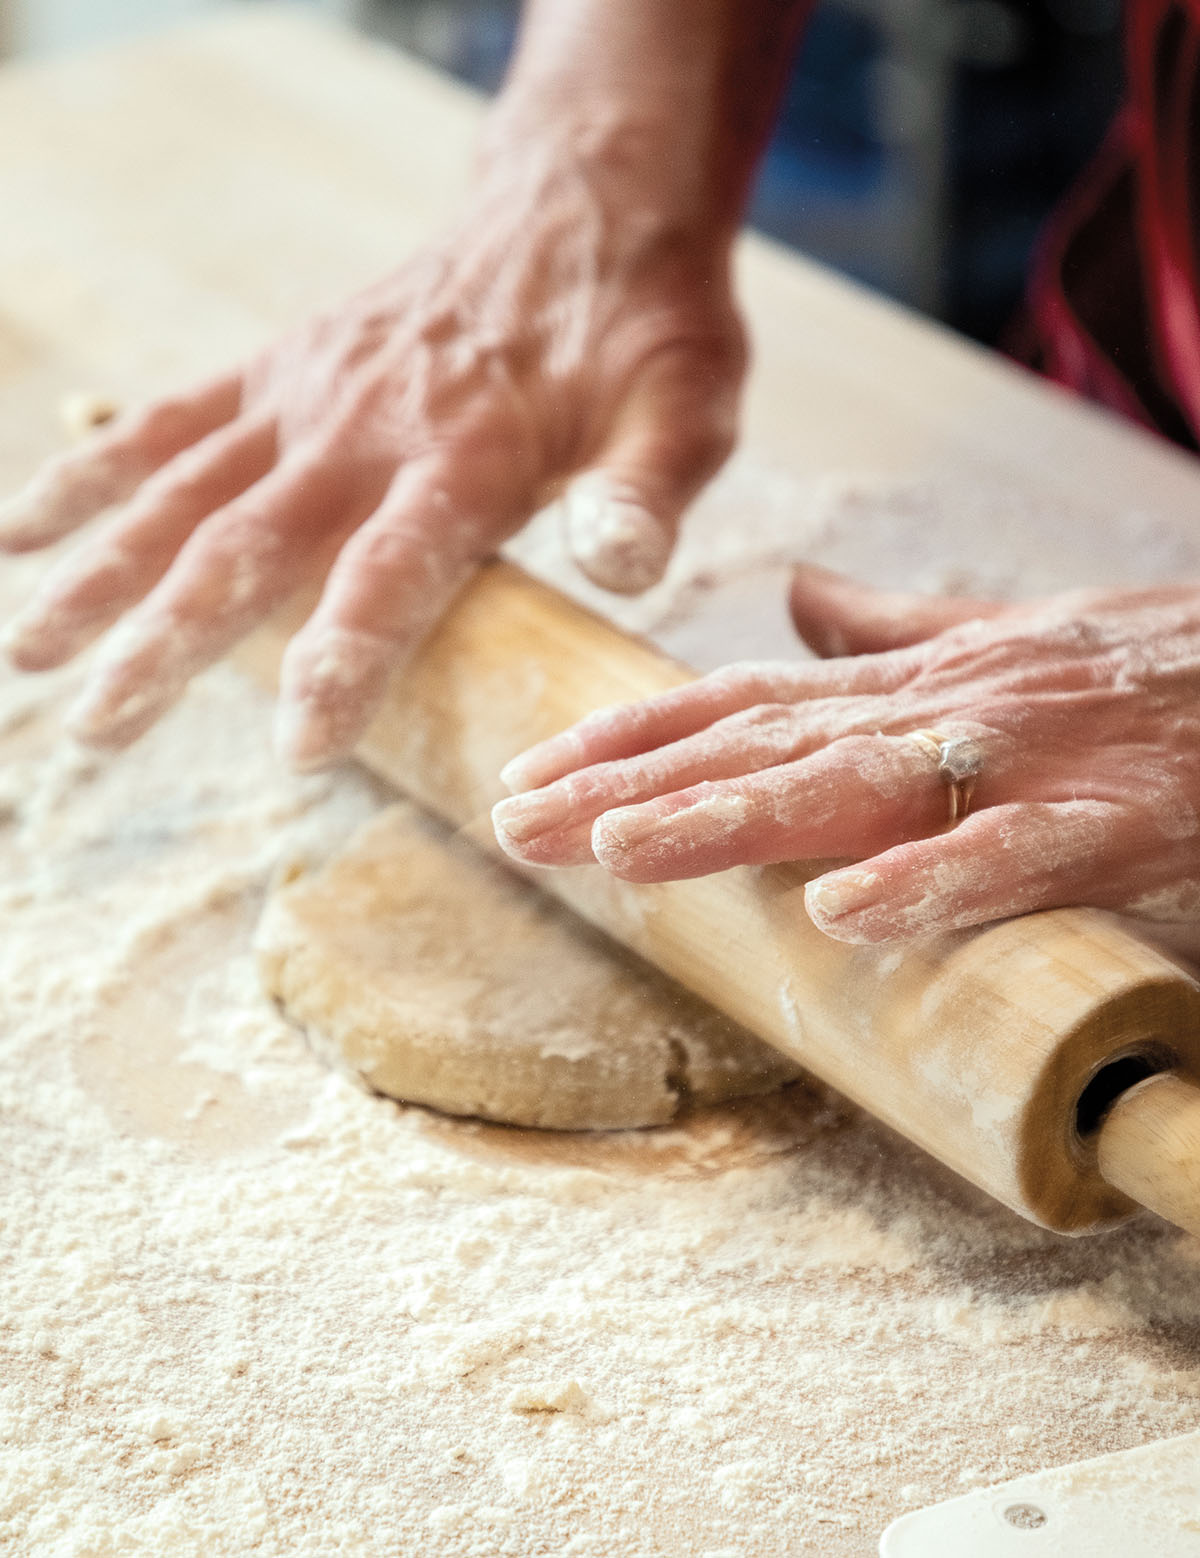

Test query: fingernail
[499,751,544,794]
[63,611,197,748]
[491,787,575,848]
[591,805,661,858]
[66,676,158,748]
[2,602,84,671]
[499,728,585,794]
[273,700,342,772]
[1,610,40,663]
[563,476,671,595]
[805,870,881,926]
[276,628,392,772]
[0,456,128,551]
[0,488,40,546]
[0,474,80,549]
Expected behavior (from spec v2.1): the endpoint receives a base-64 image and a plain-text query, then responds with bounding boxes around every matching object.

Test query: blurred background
[0,0,1123,345]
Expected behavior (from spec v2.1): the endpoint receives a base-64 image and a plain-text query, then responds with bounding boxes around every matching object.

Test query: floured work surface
[4,13,1200,1557]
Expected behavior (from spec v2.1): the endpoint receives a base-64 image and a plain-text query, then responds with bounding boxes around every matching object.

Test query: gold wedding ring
[904,728,984,826]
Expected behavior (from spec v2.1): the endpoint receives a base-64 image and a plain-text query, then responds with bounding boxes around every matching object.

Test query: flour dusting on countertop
[3,479,1200,1557]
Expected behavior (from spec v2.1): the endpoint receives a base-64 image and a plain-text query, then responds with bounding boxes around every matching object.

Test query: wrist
[480,0,809,240]
[478,86,741,244]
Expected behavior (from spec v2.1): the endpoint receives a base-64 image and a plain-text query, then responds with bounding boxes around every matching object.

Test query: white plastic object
[880,1429,1200,1556]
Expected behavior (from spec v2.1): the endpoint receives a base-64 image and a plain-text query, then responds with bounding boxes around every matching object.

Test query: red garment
[1019,0,1200,448]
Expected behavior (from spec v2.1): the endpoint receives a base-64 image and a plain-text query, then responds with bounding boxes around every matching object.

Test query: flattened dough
[257,803,799,1129]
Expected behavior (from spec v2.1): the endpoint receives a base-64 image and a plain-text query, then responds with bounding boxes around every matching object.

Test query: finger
[4,415,276,671]
[788,563,1008,657]
[563,343,741,594]
[66,449,358,750]
[498,651,921,795]
[0,372,242,552]
[587,732,1000,882]
[492,695,904,868]
[804,799,1125,942]
[275,453,524,770]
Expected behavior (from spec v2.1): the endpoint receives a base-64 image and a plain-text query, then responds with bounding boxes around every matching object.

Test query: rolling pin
[237,561,1200,1240]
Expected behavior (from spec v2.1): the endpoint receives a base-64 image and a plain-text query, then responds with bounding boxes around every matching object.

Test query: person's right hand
[492,570,1200,943]
[0,123,745,769]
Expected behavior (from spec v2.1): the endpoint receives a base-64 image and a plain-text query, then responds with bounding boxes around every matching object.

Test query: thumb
[563,343,741,594]
[788,563,1008,657]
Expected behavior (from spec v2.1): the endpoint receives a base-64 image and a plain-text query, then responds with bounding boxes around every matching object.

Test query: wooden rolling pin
[237,561,1200,1239]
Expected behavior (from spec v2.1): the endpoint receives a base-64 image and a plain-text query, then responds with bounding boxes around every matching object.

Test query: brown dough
[256,803,799,1129]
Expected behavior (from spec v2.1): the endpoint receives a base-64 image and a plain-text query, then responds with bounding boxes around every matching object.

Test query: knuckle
[134,453,213,509]
[724,702,794,735]
[128,394,203,448]
[347,523,411,570]
[412,302,464,351]
[301,421,370,482]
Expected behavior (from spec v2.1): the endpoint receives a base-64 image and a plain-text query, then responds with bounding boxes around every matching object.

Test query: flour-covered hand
[0,132,742,767]
[492,566,1200,941]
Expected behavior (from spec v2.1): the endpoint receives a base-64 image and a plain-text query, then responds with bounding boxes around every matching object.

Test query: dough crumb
[59,390,121,439]
[506,1379,595,1416]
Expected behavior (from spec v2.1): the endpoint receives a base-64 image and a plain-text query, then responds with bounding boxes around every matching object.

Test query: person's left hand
[491,565,1200,942]
[0,130,743,767]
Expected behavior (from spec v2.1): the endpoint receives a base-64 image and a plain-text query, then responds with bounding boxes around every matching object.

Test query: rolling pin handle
[1096,1072,1200,1239]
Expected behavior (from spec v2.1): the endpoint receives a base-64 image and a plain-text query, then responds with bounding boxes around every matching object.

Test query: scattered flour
[508,455,1200,667]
